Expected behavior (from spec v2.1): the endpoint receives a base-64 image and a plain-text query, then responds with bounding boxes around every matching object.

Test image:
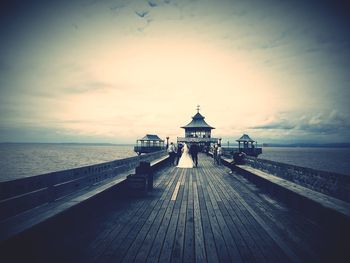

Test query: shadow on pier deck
[1,154,349,263]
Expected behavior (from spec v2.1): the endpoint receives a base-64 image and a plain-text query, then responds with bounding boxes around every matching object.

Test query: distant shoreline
[1,142,350,148]
[0,142,134,146]
[260,143,350,148]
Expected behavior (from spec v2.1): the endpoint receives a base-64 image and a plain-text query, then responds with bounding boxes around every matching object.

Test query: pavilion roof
[181,112,215,129]
[140,134,163,141]
[236,134,255,142]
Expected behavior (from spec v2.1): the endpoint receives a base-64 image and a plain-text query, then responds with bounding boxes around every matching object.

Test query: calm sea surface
[259,147,350,176]
[0,144,349,182]
[0,143,135,182]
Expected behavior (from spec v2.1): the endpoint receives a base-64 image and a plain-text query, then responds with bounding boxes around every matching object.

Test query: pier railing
[222,147,262,157]
[244,156,350,202]
[177,137,218,143]
[134,146,165,153]
[0,150,167,221]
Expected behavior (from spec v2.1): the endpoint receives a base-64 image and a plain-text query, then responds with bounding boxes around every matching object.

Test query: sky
[0,0,349,144]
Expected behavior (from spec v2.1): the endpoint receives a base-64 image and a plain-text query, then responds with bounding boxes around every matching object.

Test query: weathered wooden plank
[158,172,186,262]
[183,170,195,263]
[209,163,299,262]
[120,169,183,263]
[218,186,284,262]
[89,173,169,261]
[128,168,182,263]
[206,175,255,263]
[200,167,243,263]
[202,167,265,262]
[198,166,235,263]
[90,201,143,261]
[192,169,206,262]
[211,170,275,262]
[209,156,332,262]
[171,182,181,201]
[145,199,177,261]
[196,177,220,262]
[98,168,180,262]
[202,163,265,263]
[89,169,171,260]
[226,173,322,261]
[171,169,189,263]
[135,168,183,262]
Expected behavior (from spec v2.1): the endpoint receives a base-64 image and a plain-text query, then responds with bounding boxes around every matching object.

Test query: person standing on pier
[190,143,199,167]
[177,143,194,168]
[176,143,183,165]
[213,144,218,165]
[217,144,223,165]
[167,142,176,166]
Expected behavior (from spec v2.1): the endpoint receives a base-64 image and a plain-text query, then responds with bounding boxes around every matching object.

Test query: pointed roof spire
[181,106,215,129]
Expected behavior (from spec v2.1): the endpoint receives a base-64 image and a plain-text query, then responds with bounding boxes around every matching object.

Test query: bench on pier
[126,155,169,195]
[0,154,169,243]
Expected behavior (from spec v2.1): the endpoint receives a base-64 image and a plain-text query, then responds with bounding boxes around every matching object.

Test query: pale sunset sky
[0,0,349,144]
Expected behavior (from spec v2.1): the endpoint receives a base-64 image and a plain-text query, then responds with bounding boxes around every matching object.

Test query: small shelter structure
[236,134,262,156]
[134,134,165,155]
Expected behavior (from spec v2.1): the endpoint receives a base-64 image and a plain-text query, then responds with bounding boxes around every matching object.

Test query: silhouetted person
[167,142,176,166]
[190,143,199,167]
[213,144,218,164]
[176,143,183,165]
[217,144,222,165]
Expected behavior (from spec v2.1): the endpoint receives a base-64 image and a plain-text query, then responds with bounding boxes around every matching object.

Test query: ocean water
[259,147,350,176]
[0,144,349,182]
[0,143,135,182]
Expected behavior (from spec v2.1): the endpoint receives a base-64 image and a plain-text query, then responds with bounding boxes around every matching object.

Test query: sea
[0,143,349,182]
[0,143,135,182]
[259,147,350,176]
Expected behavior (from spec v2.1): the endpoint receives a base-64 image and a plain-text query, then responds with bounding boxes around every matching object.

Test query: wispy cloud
[252,111,350,137]
[63,81,114,94]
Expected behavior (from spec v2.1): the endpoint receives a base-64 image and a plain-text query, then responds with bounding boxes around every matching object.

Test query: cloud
[252,111,350,137]
[297,111,350,134]
[253,122,295,130]
[62,81,114,94]
[0,125,130,143]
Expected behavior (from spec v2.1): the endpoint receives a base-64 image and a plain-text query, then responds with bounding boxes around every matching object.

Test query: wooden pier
[1,154,349,262]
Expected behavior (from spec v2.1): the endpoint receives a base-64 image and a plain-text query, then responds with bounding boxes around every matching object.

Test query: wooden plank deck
[1,154,348,263]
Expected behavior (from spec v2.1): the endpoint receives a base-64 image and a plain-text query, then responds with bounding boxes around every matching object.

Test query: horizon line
[1,141,350,148]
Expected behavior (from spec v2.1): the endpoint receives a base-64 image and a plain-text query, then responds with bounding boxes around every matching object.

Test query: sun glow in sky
[0,0,349,143]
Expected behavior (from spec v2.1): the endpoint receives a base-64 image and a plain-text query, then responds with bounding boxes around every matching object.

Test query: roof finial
[196,105,200,113]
